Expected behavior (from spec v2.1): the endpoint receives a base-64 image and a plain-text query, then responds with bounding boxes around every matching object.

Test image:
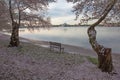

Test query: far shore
[19,25,120,28]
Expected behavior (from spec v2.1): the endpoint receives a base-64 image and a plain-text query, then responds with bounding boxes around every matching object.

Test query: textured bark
[9,22,19,47]
[87,0,117,72]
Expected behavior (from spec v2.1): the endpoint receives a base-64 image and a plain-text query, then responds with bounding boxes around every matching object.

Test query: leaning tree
[1,0,55,47]
[67,0,120,73]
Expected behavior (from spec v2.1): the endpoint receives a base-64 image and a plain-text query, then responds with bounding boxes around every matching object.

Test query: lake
[19,27,120,53]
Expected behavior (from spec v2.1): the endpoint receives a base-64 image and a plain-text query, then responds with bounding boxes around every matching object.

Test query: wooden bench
[49,41,64,53]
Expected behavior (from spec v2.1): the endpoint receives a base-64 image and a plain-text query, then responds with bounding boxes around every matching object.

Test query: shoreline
[0,32,119,56]
[19,36,120,56]
[24,39,97,57]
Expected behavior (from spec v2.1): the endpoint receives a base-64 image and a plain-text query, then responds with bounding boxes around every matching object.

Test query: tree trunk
[88,28,113,72]
[98,48,113,72]
[8,0,20,47]
[9,22,19,47]
[87,0,116,73]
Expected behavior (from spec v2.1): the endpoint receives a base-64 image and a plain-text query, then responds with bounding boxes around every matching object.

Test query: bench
[49,41,64,53]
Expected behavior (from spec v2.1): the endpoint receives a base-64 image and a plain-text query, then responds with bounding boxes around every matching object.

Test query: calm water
[19,27,120,53]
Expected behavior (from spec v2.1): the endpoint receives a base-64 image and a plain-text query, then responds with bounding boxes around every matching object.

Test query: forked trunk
[87,0,116,73]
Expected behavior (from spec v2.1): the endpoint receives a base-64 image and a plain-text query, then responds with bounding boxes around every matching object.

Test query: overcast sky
[48,0,79,25]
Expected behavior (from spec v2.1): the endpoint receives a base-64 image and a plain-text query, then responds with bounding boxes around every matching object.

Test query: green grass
[86,56,98,65]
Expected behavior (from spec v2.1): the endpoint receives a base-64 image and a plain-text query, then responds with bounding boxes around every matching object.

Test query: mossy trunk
[9,22,19,47]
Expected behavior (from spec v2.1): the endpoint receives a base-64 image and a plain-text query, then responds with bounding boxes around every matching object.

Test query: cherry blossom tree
[0,0,55,47]
[67,0,119,72]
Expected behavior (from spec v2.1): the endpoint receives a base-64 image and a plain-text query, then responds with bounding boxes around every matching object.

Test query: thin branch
[89,0,117,29]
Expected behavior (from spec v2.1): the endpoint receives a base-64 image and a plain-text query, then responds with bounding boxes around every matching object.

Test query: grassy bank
[0,39,84,65]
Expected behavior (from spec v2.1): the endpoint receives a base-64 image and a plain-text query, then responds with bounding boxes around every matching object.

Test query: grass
[86,56,98,65]
[0,39,85,66]
[19,42,85,65]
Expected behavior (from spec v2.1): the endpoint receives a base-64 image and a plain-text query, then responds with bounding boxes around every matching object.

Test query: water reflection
[19,27,120,53]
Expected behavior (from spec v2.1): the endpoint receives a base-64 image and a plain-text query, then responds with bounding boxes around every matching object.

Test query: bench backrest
[49,42,61,47]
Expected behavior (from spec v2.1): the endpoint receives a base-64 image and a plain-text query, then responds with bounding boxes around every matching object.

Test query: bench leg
[60,48,64,53]
[50,46,53,51]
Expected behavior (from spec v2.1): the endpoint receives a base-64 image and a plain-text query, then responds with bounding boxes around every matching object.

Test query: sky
[48,0,79,25]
